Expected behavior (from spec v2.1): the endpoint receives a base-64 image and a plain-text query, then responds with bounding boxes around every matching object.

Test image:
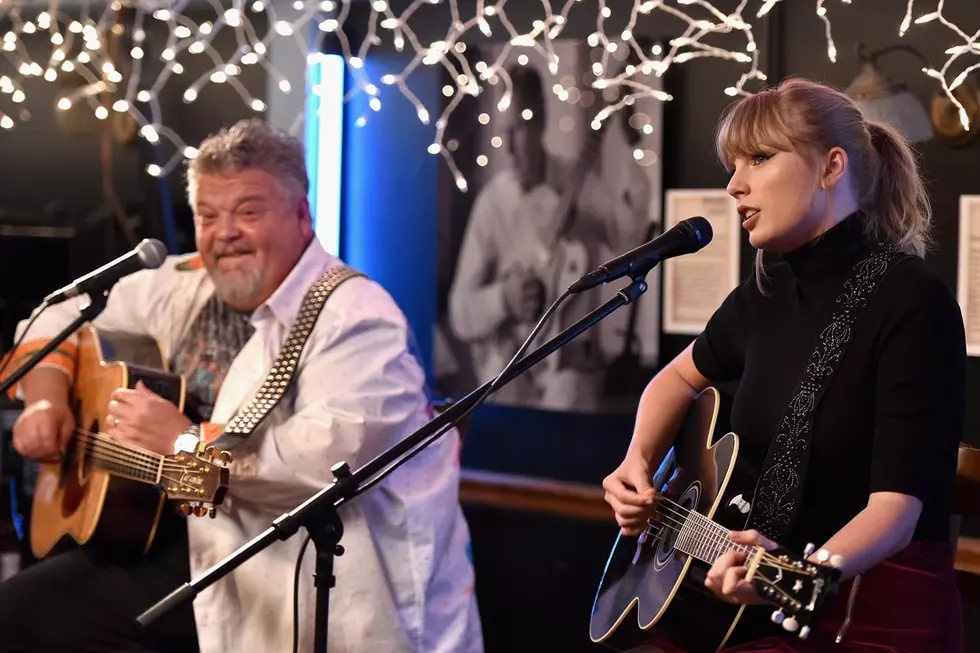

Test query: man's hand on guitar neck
[12,367,76,462]
[105,381,192,455]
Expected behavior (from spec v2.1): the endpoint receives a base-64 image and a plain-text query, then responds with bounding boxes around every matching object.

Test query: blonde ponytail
[863,121,932,257]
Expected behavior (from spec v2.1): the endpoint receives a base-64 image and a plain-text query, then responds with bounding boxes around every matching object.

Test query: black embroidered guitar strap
[746,245,912,542]
[210,265,365,450]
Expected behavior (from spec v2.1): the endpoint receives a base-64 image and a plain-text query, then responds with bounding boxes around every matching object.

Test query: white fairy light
[898,0,977,130]
[0,0,976,180]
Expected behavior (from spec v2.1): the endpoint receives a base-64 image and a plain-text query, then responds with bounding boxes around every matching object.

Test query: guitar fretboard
[674,509,752,565]
[74,434,164,486]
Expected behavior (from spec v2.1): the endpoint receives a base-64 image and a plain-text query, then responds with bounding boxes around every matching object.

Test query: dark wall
[0,10,268,349]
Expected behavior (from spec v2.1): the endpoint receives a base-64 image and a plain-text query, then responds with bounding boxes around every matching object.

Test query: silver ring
[113,417,120,427]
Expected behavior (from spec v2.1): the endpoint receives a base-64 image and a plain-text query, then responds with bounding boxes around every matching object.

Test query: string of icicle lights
[0,0,976,189]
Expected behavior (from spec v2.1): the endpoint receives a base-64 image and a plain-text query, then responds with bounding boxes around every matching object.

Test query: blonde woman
[603,78,964,653]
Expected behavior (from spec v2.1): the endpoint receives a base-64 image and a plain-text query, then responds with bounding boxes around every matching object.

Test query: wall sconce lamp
[845,43,934,143]
[845,43,980,147]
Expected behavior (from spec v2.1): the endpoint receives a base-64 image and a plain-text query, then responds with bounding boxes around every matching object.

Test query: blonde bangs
[716,91,796,170]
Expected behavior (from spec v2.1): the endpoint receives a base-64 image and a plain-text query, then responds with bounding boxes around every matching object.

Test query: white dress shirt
[10,238,484,653]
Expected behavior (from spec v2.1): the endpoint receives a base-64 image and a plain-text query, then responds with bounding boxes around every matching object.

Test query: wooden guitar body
[30,326,187,559]
[589,388,841,653]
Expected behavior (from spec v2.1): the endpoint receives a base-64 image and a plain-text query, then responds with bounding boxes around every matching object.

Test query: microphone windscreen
[138,238,169,269]
[682,216,713,246]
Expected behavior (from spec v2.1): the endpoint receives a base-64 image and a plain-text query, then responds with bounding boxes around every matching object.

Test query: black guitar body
[589,388,767,653]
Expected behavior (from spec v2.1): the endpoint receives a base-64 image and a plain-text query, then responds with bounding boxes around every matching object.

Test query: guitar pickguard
[125,364,186,411]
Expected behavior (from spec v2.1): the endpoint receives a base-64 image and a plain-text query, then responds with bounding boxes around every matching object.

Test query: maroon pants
[660,542,963,653]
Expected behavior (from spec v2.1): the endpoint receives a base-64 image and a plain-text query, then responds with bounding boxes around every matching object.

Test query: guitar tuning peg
[204,445,217,461]
[193,504,208,518]
[815,549,830,563]
[782,616,799,633]
[209,506,216,519]
[829,554,845,569]
[218,450,233,465]
[800,625,811,640]
[178,502,192,516]
[803,542,816,557]
[771,609,785,625]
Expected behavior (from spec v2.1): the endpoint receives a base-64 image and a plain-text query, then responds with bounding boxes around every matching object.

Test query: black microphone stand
[138,276,650,653]
[0,293,109,398]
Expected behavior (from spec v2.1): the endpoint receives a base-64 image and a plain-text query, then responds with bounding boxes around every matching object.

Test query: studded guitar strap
[210,265,365,450]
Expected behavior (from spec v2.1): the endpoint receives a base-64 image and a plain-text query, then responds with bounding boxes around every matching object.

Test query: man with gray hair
[0,118,484,653]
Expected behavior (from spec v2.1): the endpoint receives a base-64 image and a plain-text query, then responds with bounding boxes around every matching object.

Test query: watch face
[174,431,201,454]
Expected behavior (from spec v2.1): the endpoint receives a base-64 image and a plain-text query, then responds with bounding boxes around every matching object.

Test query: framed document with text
[957,195,980,356]
[662,189,741,335]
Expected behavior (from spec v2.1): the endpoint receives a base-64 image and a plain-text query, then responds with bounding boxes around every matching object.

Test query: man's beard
[211,267,264,308]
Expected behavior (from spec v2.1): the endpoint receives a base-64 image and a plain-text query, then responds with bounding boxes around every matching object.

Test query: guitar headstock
[162,442,232,519]
[748,542,844,640]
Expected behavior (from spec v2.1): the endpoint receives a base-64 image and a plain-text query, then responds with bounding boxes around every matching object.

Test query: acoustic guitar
[29,325,230,559]
[589,387,843,652]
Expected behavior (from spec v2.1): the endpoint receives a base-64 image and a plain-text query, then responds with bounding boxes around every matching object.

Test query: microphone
[43,238,169,305]
[568,216,712,294]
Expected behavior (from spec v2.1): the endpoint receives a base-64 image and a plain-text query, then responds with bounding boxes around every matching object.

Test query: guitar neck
[76,434,164,487]
[673,509,752,565]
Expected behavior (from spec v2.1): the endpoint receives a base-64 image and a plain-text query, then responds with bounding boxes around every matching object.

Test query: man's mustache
[213,246,255,258]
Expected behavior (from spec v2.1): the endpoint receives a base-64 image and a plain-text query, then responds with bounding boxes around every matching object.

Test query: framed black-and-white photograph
[434,38,665,414]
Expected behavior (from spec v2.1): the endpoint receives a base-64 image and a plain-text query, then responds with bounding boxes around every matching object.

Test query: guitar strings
[641,497,808,573]
[651,498,744,554]
[74,438,167,479]
[636,505,813,616]
[70,429,198,483]
[66,435,204,489]
[73,427,162,466]
[73,436,163,477]
[77,427,169,464]
[642,505,802,576]
[651,499,803,573]
[641,501,749,563]
[72,427,220,494]
[72,435,174,477]
[73,428,193,471]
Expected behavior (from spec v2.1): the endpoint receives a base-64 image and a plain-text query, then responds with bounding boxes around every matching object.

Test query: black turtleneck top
[692,212,965,551]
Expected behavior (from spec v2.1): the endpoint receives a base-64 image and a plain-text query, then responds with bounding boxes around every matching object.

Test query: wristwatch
[173,424,202,454]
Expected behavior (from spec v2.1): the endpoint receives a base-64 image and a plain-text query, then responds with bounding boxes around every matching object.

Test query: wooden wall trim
[459,468,611,522]
[957,537,980,575]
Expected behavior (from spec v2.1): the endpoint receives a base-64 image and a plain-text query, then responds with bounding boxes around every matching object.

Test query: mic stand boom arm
[137,277,650,653]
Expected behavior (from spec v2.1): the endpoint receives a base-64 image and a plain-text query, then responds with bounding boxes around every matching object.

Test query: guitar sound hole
[60,421,95,517]
[75,419,99,483]
[655,485,699,566]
